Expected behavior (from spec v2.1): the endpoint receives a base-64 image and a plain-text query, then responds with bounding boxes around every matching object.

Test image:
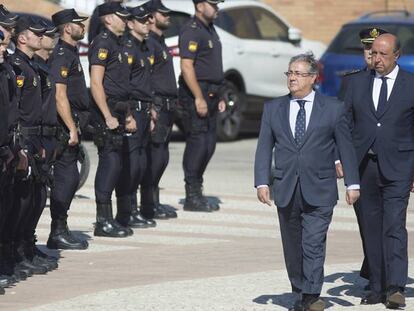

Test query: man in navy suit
[344,33,413,308]
[254,53,360,311]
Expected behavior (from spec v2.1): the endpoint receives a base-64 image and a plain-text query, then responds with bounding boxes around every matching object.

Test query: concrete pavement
[1,139,413,310]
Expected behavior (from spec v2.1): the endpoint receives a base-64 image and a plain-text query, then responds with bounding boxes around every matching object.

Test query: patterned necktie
[294,100,306,147]
[376,76,388,114]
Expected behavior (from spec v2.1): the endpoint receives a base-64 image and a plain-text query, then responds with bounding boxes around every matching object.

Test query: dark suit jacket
[344,68,414,181]
[254,91,359,208]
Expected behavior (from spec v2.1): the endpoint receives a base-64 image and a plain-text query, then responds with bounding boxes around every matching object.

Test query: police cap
[129,3,152,20]
[40,20,59,38]
[0,14,16,28]
[359,27,388,45]
[14,16,45,35]
[148,0,171,14]
[192,0,224,4]
[98,2,130,18]
[52,9,88,27]
[0,5,19,21]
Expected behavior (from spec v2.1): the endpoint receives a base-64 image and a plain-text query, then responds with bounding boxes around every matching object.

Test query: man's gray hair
[289,52,318,74]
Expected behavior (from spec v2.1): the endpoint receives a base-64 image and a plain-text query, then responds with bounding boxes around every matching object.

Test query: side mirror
[288,27,302,45]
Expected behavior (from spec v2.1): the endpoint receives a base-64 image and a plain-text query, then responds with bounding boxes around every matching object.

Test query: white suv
[82,0,326,140]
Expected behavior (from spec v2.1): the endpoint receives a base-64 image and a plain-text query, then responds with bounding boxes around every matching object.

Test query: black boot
[184,184,212,212]
[132,193,157,227]
[24,238,58,271]
[2,242,30,280]
[154,187,177,219]
[115,196,148,229]
[14,241,47,275]
[47,217,88,250]
[198,185,220,211]
[94,202,132,238]
[0,245,15,287]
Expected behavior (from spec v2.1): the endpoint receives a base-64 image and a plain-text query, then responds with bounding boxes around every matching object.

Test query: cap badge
[370,28,379,38]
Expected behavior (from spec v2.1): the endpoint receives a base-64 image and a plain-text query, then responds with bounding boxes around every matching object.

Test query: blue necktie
[294,100,306,147]
[376,77,388,115]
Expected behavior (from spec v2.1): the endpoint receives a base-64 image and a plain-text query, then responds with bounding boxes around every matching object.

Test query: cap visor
[73,16,88,23]
[133,13,151,20]
[361,39,374,44]
[115,10,131,18]
[207,0,224,3]
[29,26,46,34]
[158,7,171,13]
[0,19,16,27]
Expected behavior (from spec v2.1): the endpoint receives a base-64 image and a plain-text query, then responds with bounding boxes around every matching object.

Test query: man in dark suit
[254,53,360,311]
[344,33,413,309]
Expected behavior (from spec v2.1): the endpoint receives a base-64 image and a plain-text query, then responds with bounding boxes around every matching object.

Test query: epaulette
[13,56,22,67]
[342,69,362,77]
[101,31,109,39]
[190,21,198,29]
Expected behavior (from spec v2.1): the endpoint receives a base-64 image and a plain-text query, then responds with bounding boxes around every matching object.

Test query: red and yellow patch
[16,75,24,88]
[60,66,68,78]
[188,41,198,53]
[98,48,108,61]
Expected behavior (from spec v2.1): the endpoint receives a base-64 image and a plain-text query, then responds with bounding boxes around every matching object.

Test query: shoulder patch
[188,41,198,53]
[61,66,68,78]
[16,75,24,88]
[98,48,108,60]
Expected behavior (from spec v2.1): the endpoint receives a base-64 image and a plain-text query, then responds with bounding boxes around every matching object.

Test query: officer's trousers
[50,146,80,220]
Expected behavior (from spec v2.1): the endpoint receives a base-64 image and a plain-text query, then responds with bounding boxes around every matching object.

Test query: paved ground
[1,137,413,310]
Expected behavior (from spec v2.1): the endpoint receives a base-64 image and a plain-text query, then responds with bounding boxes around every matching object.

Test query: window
[250,7,289,41]
[215,8,259,39]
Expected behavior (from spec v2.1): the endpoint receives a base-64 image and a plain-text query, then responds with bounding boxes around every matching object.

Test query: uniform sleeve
[179,29,200,60]
[49,53,71,85]
[88,38,111,67]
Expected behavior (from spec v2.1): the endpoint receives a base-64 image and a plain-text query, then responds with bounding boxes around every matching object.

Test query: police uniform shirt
[0,64,9,146]
[33,54,57,126]
[49,39,89,113]
[10,48,43,127]
[179,16,223,84]
[88,28,131,101]
[125,34,153,102]
[147,31,177,98]
[2,56,17,132]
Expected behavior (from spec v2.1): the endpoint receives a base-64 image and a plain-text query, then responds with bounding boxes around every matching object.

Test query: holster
[92,123,124,151]
[153,95,177,113]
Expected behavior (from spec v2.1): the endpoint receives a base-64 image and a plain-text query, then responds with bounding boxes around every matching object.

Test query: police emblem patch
[208,40,213,48]
[61,66,68,78]
[16,75,24,88]
[128,54,134,65]
[188,41,198,53]
[148,55,155,65]
[98,48,108,60]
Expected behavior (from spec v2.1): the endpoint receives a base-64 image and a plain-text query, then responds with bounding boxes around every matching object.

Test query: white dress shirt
[372,65,399,110]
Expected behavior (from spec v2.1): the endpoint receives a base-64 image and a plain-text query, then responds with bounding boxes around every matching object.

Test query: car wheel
[216,81,244,141]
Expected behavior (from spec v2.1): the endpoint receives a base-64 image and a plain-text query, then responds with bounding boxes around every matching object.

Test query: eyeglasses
[284,71,316,77]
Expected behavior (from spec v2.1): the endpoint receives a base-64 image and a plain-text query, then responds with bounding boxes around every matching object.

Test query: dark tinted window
[215,8,259,39]
[164,12,191,38]
[328,24,414,55]
[250,7,288,41]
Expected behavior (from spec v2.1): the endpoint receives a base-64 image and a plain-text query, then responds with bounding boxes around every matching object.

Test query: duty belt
[19,126,42,136]
[162,97,177,111]
[130,100,151,112]
[41,126,57,137]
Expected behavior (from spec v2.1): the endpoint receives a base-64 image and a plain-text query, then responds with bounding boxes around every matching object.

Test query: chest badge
[61,66,68,78]
[148,55,155,66]
[33,77,38,87]
[98,48,108,61]
[16,75,24,88]
[188,41,198,53]
[208,40,213,48]
[118,53,123,63]
[162,50,168,60]
[140,59,145,67]
[128,54,134,65]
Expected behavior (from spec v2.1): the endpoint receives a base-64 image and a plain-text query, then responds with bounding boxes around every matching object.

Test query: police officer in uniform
[115,4,157,229]
[179,0,226,212]
[336,27,387,284]
[47,9,90,250]
[8,17,49,275]
[89,2,137,238]
[88,0,125,44]
[141,0,178,219]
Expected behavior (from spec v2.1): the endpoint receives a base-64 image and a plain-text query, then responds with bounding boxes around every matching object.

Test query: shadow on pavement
[253,271,414,310]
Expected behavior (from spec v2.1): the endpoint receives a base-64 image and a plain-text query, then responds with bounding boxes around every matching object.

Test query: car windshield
[327,24,414,55]
[164,12,191,38]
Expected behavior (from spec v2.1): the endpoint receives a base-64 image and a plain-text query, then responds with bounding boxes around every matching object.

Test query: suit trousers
[277,181,334,295]
[358,155,410,293]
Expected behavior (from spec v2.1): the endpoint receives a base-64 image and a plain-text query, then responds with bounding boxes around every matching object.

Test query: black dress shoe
[131,210,157,228]
[47,230,89,250]
[360,292,384,305]
[385,286,405,309]
[94,220,130,238]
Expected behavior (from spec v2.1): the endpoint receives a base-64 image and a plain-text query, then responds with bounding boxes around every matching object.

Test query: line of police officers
[0,0,227,293]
